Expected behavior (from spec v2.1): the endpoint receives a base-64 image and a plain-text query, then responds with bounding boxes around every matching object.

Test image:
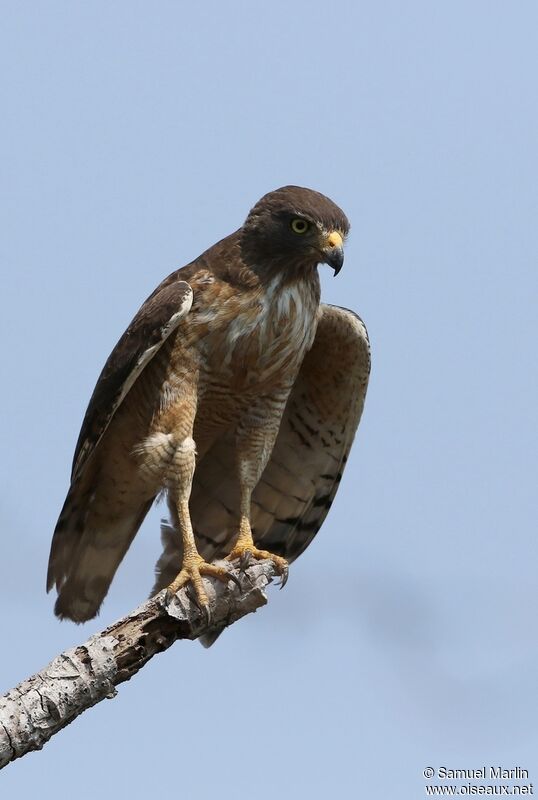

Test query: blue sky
[1,2,537,797]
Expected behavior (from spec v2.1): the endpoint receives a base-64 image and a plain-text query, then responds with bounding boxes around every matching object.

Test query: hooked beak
[320,230,344,275]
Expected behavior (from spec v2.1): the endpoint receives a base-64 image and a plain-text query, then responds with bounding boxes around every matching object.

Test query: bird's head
[240,185,349,277]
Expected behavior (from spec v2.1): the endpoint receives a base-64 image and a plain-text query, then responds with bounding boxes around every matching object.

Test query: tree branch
[0,560,278,770]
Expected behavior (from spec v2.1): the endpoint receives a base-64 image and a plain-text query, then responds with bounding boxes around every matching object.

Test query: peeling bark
[0,560,278,770]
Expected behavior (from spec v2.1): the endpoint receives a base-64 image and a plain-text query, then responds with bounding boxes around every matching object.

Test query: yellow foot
[165,554,238,621]
[226,543,289,587]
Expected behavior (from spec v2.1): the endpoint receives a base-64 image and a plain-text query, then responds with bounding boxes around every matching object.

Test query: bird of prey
[47,185,370,630]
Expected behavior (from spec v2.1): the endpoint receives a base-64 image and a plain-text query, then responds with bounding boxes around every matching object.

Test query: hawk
[47,186,370,633]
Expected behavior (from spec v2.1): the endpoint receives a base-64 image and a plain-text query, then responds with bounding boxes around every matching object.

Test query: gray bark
[0,560,278,770]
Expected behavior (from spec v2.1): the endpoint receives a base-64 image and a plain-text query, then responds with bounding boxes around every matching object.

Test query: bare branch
[0,561,278,770]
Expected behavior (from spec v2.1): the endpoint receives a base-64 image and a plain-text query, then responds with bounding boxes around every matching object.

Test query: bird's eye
[290,218,310,234]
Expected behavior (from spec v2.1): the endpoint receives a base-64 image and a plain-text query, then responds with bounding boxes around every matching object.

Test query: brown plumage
[47,185,370,633]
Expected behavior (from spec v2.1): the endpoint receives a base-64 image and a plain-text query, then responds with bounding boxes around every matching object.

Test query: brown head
[240,185,349,277]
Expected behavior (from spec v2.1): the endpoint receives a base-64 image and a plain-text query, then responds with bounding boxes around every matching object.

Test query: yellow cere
[326,230,343,249]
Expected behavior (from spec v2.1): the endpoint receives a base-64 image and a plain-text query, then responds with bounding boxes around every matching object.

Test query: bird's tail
[47,483,154,623]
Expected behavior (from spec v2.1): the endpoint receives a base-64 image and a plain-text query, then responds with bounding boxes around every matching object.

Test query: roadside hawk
[47,186,370,635]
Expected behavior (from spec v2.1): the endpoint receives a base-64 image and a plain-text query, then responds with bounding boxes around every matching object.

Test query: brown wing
[47,275,193,615]
[251,304,370,559]
[71,278,193,480]
[152,303,370,590]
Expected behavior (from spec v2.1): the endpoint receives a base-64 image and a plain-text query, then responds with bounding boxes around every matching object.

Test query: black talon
[239,550,253,571]
[227,570,242,590]
[202,602,212,626]
[279,564,289,589]
[164,587,174,606]
[185,585,198,606]
[184,587,212,625]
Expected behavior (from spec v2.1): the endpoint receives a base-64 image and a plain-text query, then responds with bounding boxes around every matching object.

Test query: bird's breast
[197,275,320,393]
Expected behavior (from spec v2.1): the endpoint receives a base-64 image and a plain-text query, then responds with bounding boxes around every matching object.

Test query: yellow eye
[290,218,310,234]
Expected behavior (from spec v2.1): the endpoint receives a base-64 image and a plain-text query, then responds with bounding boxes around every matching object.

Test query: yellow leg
[165,438,235,616]
[226,506,289,587]
[225,394,292,586]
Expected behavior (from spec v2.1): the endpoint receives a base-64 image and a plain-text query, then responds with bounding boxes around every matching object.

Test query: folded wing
[47,277,193,621]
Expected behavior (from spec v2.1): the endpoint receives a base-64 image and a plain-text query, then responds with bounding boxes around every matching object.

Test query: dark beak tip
[328,249,344,275]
